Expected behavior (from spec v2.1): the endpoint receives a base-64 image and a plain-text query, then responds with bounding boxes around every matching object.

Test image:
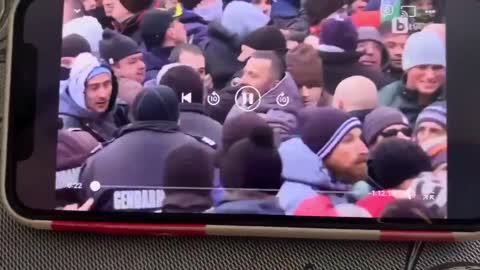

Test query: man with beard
[277,107,369,214]
[379,31,446,124]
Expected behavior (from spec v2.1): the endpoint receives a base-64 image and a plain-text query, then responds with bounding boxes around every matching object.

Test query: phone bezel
[3,0,480,232]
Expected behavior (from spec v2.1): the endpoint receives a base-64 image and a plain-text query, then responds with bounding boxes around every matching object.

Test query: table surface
[0,2,479,270]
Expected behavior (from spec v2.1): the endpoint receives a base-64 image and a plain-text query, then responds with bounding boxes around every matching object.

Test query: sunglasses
[380,127,413,138]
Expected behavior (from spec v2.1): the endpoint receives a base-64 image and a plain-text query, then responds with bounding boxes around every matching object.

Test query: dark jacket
[204,21,243,90]
[80,121,209,211]
[143,46,174,82]
[180,10,210,50]
[113,11,147,45]
[378,80,446,125]
[319,51,395,94]
[86,7,114,30]
[179,103,223,146]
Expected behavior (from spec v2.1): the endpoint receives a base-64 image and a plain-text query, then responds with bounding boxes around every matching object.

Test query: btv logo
[392,17,409,34]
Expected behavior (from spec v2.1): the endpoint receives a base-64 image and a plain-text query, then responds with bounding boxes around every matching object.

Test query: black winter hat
[141,9,177,49]
[220,125,283,191]
[159,65,203,104]
[221,112,270,154]
[368,138,433,190]
[164,142,214,190]
[119,0,153,14]
[299,107,362,160]
[62,34,91,57]
[99,29,140,65]
[243,26,287,55]
[132,85,180,122]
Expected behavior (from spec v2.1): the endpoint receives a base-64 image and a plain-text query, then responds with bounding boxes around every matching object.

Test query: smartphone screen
[11,0,467,226]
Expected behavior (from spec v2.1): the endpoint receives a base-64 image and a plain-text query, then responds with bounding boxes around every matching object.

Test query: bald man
[333,76,378,123]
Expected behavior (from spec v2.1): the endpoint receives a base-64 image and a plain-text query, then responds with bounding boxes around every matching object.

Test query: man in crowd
[169,44,213,90]
[362,107,411,148]
[318,17,393,94]
[379,31,446,124]
[110,0,153,44]
[228,25,288,87]
[357,26,391,73]
[226,51,303,144]
[59,53,119,142]
[205,26,289,124]
[286,44,332,107]
[204,1,270,89]
[332,76,378,122]
[159,65,222,145]
[100,29,146,84]
[414,101,447,145]
[80,86,215,211]
[379,21,409,80]
[141,9,187,81]
[99,29,146,125]
[277,107,368,214]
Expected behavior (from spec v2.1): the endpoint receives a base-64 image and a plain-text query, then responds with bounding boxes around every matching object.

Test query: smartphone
[2,0,480,241]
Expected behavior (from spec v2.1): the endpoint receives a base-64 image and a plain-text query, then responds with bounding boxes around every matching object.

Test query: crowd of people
[56,0,448,221]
